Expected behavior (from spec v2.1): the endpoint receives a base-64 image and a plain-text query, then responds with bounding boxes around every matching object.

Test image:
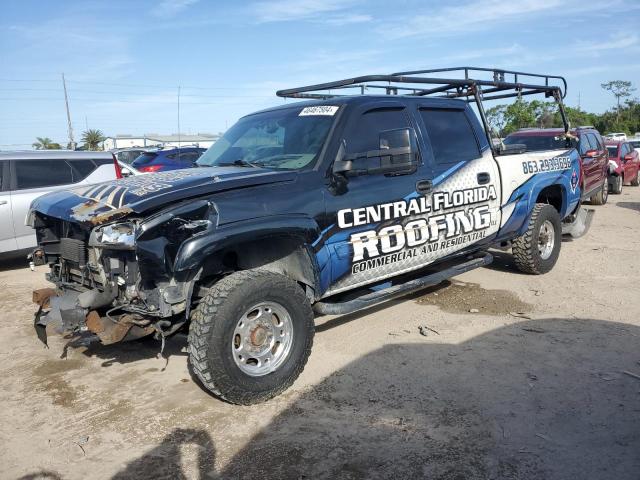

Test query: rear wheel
[630,170,639,187]
[611,174,623,194]
[590,178,608,205]
[188,270,314,405]
[512,203,562,275]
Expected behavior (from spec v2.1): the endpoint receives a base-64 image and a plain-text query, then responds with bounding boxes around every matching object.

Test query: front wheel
[512,203,562,275]
[188,270,314,405]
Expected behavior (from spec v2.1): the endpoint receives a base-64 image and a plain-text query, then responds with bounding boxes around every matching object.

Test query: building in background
[103,133,220,150]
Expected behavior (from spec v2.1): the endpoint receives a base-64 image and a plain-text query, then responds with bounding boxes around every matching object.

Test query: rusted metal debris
[32,288,56,308]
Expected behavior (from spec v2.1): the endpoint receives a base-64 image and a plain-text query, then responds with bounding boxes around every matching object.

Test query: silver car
[0,151,121,254]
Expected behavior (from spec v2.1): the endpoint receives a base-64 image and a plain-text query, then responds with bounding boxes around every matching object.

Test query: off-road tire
[611,174,623,194]
[188,270,314,405]
[590,178,608,205]
[512,203,562,275]
[630,170,640,187]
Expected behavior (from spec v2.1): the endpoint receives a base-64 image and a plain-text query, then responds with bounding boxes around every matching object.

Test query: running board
[313,253,493,316]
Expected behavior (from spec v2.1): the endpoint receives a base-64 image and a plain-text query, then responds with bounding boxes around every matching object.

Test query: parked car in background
[112,147,153,165]
[628,138,640,153]
[0,151,122,255]
[605,140,640,193]
[605,132,627,141]
[503,126,609,204]
[131,146,205,173]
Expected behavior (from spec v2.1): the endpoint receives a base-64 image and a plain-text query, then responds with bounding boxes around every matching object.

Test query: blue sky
[1,0,640,148]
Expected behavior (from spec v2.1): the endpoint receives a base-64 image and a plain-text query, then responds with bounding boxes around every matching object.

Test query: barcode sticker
[299,106,339,116]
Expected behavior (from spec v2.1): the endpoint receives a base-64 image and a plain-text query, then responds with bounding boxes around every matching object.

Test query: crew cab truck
[28,68,592,404]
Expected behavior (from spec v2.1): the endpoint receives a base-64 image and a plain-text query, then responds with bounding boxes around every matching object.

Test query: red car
[605,140,640,193]
[503,127,609,204]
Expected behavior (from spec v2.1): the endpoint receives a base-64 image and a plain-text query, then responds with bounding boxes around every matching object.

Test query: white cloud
[251,0,361,23]
[379,0,629,39]
[152,0,199,17]
[573,33,639,54]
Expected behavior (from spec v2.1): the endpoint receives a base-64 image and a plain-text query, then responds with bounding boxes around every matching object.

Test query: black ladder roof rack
[276,66,567,101]
[276,67,570,154]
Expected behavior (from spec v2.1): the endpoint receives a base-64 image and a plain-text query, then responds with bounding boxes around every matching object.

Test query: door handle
[0,200,7,206]
[477,172,491,185]
[416,180,433,194]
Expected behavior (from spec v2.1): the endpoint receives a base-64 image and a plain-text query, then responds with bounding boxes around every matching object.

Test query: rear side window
[606,146,619,157]
[133,153,158,166]
[0,161,7,191]
[346,108,409,154]
[420,108,480,164]
[14,160,74,190]
[68,160,97,182]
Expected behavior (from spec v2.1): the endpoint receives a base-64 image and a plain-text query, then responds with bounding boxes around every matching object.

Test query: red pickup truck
[605,140,640,193]
[504,127,609,205]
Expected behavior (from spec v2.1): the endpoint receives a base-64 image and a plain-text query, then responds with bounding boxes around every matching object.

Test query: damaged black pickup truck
[28,68,592,404]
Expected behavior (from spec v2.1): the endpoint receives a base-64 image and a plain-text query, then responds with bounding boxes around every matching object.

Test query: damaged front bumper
[33,287,156,348]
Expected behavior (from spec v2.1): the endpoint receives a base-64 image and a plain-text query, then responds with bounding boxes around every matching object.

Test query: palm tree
[32,137,57,150]
[81,129,106,151]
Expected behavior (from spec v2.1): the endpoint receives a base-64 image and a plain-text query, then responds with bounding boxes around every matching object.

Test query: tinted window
[578,135,591,155]
[504,134,575,151]
[629,141,640,149]
[0,161,6,191]
[15,160,74,190]
[132,152,158,166]
[606,146,619,158]
[345,108,409,154]
[586,133,600,152]
[68,160,96,181]
[420,108,480,164]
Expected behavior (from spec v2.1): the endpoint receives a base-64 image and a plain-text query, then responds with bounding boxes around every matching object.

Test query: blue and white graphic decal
[321,152,503,297]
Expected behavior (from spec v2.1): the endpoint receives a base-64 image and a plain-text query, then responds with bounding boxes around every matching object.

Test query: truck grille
[60,238,87,266]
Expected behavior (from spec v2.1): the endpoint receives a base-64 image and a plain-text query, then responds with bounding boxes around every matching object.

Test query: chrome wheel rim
[538,220,555,260]
[232,302,294,377]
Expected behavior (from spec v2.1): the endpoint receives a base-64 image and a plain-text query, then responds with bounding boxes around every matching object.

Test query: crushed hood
[31,166,297,225]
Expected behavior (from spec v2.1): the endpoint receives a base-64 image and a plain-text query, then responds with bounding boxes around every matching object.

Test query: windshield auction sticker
[299,106,339,116]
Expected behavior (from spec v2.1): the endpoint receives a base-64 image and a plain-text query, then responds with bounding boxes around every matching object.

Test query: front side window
[198,106,336,170]
[15,160,74,190]
[420,108,480,164]
[345,107,409,154]
[586,133,601,152]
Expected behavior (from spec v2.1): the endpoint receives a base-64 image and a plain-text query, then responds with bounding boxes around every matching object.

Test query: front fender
[173,214,322,272]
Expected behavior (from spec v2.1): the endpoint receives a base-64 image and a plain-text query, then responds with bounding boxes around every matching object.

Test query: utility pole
[578,91,581,111]
[177,85,181,148]
[62,73,75,150]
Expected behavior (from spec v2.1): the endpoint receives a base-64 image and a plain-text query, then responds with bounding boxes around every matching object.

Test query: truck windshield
[197,106,336,170]
[503,135,576,152]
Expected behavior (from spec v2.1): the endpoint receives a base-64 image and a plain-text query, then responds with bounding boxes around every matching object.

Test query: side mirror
[583,149,599,158]
[333,127,418,176]
[120,167,133,177]
[624,153,634,162]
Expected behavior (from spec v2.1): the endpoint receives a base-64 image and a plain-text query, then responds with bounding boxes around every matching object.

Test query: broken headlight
[95,222,136,248]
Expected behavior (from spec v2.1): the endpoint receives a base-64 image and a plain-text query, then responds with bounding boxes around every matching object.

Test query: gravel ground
[1,188,639,480]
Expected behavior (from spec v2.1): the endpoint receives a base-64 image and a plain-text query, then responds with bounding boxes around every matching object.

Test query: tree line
[486,80,638,137]
[32,129,105,150]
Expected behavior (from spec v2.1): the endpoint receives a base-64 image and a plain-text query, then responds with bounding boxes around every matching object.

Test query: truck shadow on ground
[617,201,640,213]
[100,317,640,480]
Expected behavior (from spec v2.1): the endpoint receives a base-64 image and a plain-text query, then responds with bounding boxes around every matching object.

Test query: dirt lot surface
[1,190,639,480]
